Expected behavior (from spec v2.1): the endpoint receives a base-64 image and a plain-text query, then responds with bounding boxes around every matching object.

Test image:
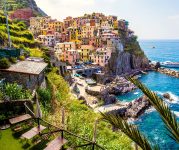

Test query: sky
[35,0,179,40]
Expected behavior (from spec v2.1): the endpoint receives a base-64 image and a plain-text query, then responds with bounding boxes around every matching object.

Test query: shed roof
[0,61,48,75]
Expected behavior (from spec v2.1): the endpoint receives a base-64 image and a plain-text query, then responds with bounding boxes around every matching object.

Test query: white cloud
[35,0,95,20]
[60,0,95,6]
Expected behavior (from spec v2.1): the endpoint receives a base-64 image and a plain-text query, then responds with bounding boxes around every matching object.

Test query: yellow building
[68,27,82,43]
[40,29,47,35]
[48,21,64,33]
[72,20,77,27]
[80,45,94,62]
[113,20,119,29]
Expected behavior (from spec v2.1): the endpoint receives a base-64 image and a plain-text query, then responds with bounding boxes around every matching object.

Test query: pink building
[63,49,79,65]
[59,32,70,42]
[101,32,119,41]
[89,47,111,67]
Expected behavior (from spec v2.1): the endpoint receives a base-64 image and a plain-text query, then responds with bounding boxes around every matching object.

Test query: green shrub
[4,83,31,100]
[0,114,6,121]
[9,57,17,63]
[19,55,25,61]
[0,91,3,101]
[37,88,51,109]
[0,58,10,69]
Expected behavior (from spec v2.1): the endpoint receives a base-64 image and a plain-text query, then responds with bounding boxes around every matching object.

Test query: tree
[102,77,179,149]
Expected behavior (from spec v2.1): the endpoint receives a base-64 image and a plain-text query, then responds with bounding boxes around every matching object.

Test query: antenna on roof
[4,0,12,48]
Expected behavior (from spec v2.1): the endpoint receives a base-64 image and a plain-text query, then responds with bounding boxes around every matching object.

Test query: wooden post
[92,119,98,150]
[134,143,139,150]
[61,107,65,150]
[61,107,65,139]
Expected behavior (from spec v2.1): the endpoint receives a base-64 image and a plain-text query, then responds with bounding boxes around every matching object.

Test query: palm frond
[128,77,179,143]
[101,113,154,150]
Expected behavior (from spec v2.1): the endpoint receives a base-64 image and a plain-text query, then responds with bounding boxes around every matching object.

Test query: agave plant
[102,77,179,150]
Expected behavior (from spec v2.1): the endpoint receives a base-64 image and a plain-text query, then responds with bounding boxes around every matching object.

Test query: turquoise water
[117,40,179,149]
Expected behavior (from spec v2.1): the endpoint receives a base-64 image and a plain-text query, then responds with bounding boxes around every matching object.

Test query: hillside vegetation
[37,68,133,150]
[0,15,43,57]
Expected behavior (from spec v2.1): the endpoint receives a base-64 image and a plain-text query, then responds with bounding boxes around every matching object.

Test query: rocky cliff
[0,0,47,19]
[107,37,149,75]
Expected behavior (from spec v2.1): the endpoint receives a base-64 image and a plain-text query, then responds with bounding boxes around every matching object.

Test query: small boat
[161,61,179,68]
[152,46,155,49]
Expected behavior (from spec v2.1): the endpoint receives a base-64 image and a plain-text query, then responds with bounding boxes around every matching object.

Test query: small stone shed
[0,61,48,91]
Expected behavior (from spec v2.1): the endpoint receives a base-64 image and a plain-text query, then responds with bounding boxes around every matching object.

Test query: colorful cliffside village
[29,13,134,74]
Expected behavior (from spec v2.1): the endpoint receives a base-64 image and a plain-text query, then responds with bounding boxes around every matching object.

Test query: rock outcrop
[101,93,117,105]
[163,93,170,99]
[124,96,151,118]
[109,95,151,119]
[157,68,179,78]
[102,76,136,95]
[108,51,149,75]
[163,93,173,101]
[97,76,136,105]
[85,86,101,96]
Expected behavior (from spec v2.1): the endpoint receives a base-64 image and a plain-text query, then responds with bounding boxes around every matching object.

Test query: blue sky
[35,0,179,39]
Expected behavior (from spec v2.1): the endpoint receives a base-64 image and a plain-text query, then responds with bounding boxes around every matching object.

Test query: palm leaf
[101,113,154,150]
[128,77,179,143]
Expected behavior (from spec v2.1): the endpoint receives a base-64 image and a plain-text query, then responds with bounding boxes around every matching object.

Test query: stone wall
[0,71,46,91]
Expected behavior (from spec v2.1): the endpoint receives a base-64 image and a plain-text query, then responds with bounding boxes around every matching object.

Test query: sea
[117,40,179,149]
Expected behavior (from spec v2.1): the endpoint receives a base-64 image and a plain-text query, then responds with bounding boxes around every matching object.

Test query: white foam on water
[145,107,156,114]
[156,91,179,104]
[156,91,163,95]
[167,92,179,103]
[134,92,139,95]
[127,118,136,124]
[173,111,179,118]
[151,61,157,64]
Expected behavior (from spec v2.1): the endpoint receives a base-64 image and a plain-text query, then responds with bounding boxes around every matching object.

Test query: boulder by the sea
[163,93,174,101]
[108,95,151,119]
[124,96,151,118]
[163,93,170,99]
